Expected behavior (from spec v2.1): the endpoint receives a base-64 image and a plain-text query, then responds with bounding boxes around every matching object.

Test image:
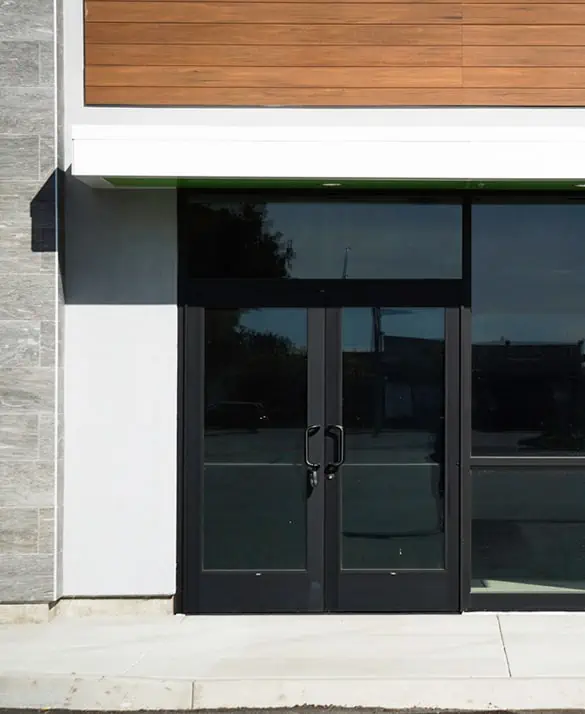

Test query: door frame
[179,295,463,614]
[176,190,470,615]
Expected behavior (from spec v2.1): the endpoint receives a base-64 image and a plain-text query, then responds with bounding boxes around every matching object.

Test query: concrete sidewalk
[2,613,585,710]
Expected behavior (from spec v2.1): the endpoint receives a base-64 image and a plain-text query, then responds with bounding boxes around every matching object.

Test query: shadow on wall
[30,169,66,291]
[42,174,178,305]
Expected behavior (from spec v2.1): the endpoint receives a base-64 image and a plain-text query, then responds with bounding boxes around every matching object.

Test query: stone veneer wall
[0,0,62,602]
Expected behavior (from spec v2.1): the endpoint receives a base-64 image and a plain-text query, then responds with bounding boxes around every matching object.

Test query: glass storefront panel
[340,308,446,571]
[202,308,308,571]
[181,199,462,279]
[472,467,585,594]
[472,204,585,456]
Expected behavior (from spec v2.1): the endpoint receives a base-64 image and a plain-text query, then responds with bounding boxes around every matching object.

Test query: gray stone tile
[38,41,53,86]
[0,42,39,86]
[0,413,38,459]
[0,0,54,42]
[0,181,40,240]
[0,321,40,366]
[0,88,53,136]
[0,182,36,230]
[0,367,54,411]
[0,179,38,203]
[0,231,43,273]
[0,273,55,320]
[0,507,38,553]
[39,135,54,179]
[0,461,53,507]
[39,320,54,367]
[0,553,53,601]
[0,135,39,180]
[38,507,53,553]
[38,411,54,461]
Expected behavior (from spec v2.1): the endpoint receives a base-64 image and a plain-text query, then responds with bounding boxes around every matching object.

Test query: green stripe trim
[104,177,585,191]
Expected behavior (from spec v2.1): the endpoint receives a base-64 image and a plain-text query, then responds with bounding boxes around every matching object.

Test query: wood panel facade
[85,1,585,107]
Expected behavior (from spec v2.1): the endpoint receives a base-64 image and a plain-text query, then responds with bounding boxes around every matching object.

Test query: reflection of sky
[473,205,585,344]
[235,203,585,349]
[266,203,462,279]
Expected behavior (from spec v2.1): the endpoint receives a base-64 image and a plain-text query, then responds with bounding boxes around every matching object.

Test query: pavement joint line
[496,615,512,678]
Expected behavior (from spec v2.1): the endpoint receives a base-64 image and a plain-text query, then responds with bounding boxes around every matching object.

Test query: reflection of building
[344,336,443,429]
[473,341,585,432]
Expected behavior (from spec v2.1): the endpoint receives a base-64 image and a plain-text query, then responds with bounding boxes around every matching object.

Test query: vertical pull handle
[325,424,345,478]
[304,424,321,488]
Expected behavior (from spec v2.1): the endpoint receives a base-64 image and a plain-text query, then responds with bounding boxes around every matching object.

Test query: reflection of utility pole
[371,309,412,437]
[342,246,351,279]
[372,306,384,437]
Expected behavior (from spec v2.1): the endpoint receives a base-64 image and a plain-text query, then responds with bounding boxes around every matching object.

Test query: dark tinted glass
[472,467,585,593]
[340,308,446,570]
[472,204,585,456]
[203,308,308,570]
[182,199,462,279]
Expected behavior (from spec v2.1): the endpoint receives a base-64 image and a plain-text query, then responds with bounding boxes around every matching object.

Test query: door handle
[325,424,345,479]
[304,424,321,488]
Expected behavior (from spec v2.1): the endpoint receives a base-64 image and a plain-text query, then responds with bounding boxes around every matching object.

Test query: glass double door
[183,304,460,613]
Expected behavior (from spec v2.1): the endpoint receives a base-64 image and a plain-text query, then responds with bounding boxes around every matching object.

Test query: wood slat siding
[85,0,585,107]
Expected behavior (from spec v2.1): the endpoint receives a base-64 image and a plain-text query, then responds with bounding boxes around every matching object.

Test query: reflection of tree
[189,200,303,427]
[186,201,295,278]
[206,315,306,427]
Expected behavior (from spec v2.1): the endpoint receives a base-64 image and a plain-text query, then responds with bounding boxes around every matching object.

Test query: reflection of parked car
[206,401,268,432]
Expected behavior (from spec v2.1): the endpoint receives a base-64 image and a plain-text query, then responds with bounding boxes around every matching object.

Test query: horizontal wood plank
[464,46,585,67]
[86,2,463,24]
[85,22,462,44]
[86,65,463,87]
[86,44,462,66]
[464,66,585,87]
[85,85,585,106]
[85,86,466,105]
[464,25,585,44]
[91,0,462,3]
[464,4,585,24]
[462,88,585,104]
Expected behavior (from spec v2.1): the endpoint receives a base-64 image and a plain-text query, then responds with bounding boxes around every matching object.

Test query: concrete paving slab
[5,674,585,710]
[128,614,507,679]
[499,612,585,634]
[0,675,193,711]
[130,635,507,680]
[190,677,585,710]
[178,613,502,636]
[503,632,585,678]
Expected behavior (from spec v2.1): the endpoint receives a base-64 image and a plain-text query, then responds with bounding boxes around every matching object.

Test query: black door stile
[323,304,460,613]
[307,308,327,612]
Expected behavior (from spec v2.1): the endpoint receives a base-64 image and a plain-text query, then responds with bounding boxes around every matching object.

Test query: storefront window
[471,202,585,598]
[472,204,585,456]
[472,467,585,593]
[181,198,462,279]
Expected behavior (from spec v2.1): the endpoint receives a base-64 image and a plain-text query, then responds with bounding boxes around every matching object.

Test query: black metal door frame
[179,286,462,614]
[323,306,461,613]
[176,188,469,615]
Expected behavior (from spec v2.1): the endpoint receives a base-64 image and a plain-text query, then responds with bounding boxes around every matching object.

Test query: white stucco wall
[63,179,177,596]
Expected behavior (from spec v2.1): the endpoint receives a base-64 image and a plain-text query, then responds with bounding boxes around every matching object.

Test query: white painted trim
[71,124,585,181]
